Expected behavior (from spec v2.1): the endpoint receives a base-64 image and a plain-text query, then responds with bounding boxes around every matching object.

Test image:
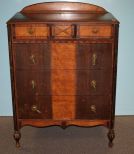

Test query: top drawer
[14,24,49,39]
[78,25,112,38]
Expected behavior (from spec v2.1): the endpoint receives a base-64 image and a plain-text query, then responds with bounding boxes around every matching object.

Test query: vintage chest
[7,2,119,147]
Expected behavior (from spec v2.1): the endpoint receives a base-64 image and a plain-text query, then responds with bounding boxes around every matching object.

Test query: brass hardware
[92,53,97,66]
[30,54,35,64]
[31,105,41,114]
[92,28,99,34]
[31,80,35,89]
[27,28,34,35]
[91,80,96,89]
[90,105,96,113]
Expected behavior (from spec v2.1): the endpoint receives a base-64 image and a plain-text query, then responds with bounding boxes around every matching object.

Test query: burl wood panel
[79,25,112,38]
[51,43,76,120]
[14,43,50,69]
[51,42,76,69]
[15,24,48,39]
[52,96,75,120]
[52,25,73,38]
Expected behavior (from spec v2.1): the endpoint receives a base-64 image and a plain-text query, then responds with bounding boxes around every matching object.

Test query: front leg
[13,131,21,148]
[107,129,115,147]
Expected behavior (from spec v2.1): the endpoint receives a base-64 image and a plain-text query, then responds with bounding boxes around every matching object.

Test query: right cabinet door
[76,43,113,120]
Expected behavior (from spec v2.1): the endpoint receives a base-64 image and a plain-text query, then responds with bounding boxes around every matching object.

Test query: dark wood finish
[7,2,119,148]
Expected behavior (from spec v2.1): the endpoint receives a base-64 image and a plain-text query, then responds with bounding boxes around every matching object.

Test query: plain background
[0,0,134,116]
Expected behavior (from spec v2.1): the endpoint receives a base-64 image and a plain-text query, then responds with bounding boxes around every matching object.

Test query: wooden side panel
[51,43,76,120]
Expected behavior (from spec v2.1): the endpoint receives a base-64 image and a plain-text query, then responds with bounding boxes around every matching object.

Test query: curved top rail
[21,2,107,14]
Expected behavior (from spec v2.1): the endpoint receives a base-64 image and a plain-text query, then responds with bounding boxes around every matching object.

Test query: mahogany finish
[7,2,119,148]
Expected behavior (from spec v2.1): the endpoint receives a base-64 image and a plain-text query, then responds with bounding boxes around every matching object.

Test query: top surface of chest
[7,2,119,23]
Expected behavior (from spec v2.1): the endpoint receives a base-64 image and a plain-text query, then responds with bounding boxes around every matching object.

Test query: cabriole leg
[13,131,21,148]
[107,129,115,147]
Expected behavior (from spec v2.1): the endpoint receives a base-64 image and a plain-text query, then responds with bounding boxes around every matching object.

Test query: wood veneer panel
[51,43,76,69]
[79,25,112,38]
[51,43,76,120]
[52,96,75,120]
[15,24,48,39]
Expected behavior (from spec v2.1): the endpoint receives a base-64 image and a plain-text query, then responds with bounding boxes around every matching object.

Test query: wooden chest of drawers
[7,2,119,147]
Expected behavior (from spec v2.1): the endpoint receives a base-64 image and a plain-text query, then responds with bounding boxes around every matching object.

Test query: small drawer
[14,24,49,39]
[76,95,110,120]
[52,25,74,38]
[17,95,52,119]
[78,25,112,38]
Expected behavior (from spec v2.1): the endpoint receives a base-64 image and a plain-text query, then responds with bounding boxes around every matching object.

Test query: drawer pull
[27,28,35,35]
[30,54,35,64]
[92,53,97,66]
[31,105,41,114]
[31,80,35,89]
[91,80,96,89]
[90,105,96,113]
[92,28,99,34]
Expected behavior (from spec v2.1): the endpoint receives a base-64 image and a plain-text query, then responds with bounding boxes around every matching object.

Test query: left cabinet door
[13,43,52,119]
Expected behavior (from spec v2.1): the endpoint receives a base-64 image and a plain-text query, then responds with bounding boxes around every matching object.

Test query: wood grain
[52,96,75,120]
[79,25,112,38]
[15,24,48,39]
[51,43,76,69]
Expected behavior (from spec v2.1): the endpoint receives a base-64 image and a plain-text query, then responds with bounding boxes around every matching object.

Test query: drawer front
[77,43,112,69]
[52,24,73,38]
[14,43,50,69]
[77,70,112,95]
[14,24,48,39]
[79,25,112,38]
[76,96,110,120]
[17,95,52,119]
[16,70,51,96]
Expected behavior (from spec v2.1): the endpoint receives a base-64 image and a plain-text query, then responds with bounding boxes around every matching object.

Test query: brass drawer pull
[90,105,96,113]
[31,105,41,114]
[27,28,35,35]
[30,54,36,64]
[92,28,99,34]
[31,80,36,89]
[91,80,96,89]
[92,53,97,66]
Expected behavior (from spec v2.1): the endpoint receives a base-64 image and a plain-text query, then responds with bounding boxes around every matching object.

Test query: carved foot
[13,131,21,148]
[107,129,115,147]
